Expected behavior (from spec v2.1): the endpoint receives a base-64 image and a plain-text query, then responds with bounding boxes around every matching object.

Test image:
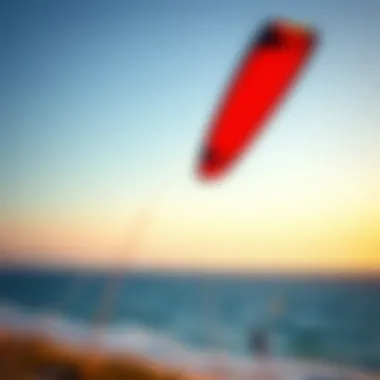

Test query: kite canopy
[197,19,319,181]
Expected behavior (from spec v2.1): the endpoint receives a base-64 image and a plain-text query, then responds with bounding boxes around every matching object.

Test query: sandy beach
[0,329,208,380]
[1,328,380,380]
[0,329,282,380]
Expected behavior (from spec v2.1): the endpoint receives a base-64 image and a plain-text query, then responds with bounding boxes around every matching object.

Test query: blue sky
[1,1,379,270]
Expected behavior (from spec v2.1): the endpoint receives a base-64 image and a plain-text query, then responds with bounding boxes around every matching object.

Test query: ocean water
[0,267,379,374]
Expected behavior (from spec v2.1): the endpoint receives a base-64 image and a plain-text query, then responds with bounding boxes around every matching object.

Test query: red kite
[197,19,319,181]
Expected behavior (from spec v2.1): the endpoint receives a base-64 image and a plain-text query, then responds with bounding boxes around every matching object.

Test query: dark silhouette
[249,327,270,357]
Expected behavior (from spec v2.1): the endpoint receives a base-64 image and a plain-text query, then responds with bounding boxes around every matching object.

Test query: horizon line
[1,261,380,280]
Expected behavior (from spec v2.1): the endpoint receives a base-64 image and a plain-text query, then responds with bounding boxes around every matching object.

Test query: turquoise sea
[0,267,379,373]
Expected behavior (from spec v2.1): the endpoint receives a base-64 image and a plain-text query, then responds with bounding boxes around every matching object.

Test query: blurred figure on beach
[249,298,285,356]
[249,327,270,358]
[248,298,286,379]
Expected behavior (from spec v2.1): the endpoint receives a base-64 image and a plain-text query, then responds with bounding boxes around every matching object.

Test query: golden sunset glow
[1,1,379,275]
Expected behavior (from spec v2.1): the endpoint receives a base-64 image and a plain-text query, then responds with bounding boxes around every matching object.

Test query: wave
[0,301,379,379]
[0,301,244,371]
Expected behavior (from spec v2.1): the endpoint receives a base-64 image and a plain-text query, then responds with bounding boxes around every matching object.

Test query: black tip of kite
[197,146,226,181]
[201,146,217,164]
[256,25,283,48]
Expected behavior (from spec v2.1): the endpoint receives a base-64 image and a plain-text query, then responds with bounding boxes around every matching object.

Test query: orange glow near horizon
[1,190,379,275]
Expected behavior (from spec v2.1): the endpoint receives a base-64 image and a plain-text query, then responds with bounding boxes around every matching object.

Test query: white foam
[0,302,379,380]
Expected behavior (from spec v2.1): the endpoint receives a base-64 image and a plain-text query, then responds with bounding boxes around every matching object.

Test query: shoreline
[1,328,380,380]
[0,329,214,380]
